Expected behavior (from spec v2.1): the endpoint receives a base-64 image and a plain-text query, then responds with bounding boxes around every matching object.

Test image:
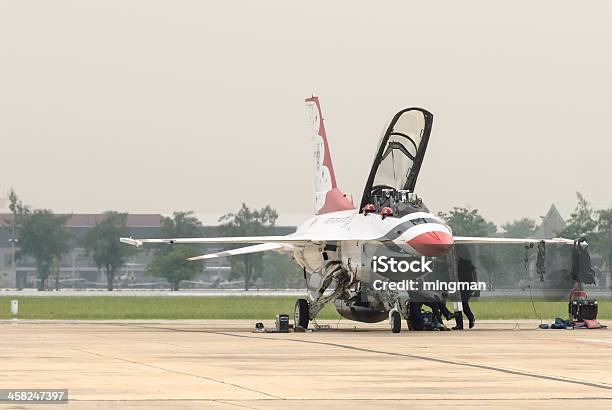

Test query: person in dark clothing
[438,292,454,321]
[409,286,452,330]
[424,302,443,324]
[407,301,425,330]
[454,257,476,329]
[425,293,453,325]
[457,290,475,328]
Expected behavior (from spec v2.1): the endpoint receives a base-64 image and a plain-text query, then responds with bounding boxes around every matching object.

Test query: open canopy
[360,107,433,209]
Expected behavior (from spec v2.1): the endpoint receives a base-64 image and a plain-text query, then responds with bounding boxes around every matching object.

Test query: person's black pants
[460,291,475,323]
[425,302,452,323]
[439,302,453,320]
[424,302,441,324]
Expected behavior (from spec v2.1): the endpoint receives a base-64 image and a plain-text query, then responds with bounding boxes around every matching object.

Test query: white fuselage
[290,209,454,280]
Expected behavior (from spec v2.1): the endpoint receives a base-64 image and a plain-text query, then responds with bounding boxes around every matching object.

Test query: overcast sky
[0,1,610,227]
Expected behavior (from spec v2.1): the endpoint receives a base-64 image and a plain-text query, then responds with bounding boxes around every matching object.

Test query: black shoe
[452,326,463,330]
[469,319,475,329]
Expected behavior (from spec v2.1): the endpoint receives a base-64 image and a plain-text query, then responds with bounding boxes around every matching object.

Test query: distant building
[533,204,566,238]
[0,213,163,289]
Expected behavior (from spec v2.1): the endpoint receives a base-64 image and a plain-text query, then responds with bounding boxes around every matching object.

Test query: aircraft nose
[407,231,454,257]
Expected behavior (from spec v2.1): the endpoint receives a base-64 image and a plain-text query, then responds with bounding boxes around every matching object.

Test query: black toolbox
[569,299,598,321]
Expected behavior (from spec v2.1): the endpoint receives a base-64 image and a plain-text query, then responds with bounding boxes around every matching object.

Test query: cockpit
[363,188,429,218]
[360,107,434,217]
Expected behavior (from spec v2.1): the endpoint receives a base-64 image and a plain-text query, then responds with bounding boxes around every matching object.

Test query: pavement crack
[139,326,612,393]
[274,337,612,391]
[213,399,260,409]
[70,347,284,400]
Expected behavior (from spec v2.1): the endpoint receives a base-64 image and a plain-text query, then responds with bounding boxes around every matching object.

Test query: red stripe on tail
[305,96,354,215]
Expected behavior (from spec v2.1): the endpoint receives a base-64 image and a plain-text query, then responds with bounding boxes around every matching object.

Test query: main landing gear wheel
[390,310,401,333]
[295,299,310,330]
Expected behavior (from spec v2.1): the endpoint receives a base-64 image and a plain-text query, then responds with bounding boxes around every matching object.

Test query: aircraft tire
[390,310,401,333]
[295,299,310,330]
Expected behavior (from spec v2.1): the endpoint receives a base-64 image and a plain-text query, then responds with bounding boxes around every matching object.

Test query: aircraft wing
[453,236,575,245]
[120,236,308,247]
[187,243,287,260]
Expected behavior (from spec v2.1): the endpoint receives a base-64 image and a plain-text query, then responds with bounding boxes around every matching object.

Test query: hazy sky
[0,1,610,227]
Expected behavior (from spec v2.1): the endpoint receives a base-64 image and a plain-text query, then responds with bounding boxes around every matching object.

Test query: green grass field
[0,296,338,320]
[0,296,610,321]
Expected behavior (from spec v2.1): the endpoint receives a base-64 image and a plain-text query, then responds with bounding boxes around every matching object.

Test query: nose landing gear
[389,309,401,333]
[295,298,310,330]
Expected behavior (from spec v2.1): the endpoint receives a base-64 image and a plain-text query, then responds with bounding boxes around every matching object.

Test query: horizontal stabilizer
[120,237,143,247]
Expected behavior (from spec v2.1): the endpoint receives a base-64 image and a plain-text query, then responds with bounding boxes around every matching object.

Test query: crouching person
[407,301,425,331]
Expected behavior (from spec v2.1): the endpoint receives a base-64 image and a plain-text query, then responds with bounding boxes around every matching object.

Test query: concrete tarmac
[0,319,611,409]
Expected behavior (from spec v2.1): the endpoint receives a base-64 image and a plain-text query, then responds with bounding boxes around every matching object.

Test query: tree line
[5,190,301,291]
[439,192,612,287]
[5,189,611,291]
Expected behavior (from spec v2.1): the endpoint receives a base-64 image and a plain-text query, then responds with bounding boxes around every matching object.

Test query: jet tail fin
[305,96,355,215]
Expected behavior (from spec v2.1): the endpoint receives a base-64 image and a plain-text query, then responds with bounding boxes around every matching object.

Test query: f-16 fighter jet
[121,96,578,332]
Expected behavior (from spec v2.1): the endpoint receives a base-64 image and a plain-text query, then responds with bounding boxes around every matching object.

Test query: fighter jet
[121,96,576,332]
